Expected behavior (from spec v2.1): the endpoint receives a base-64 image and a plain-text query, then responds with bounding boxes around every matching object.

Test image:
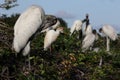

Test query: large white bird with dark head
[82,14,92,36]
[99,24,118,51]
[12,5,60,70]
[82,29,98,52]
[44,27,64,52]
[70,14,92,40]
[12,5,59,56]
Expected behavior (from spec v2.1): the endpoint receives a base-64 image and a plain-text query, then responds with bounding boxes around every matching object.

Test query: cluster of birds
[12,5,118,69]
[12,5,64,69]
[70,19,118,52]
[12,5,61,56]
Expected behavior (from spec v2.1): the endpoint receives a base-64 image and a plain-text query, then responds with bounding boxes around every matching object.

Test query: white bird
[70,20,83,36]
[82,29,97,52]
[99,25,118,51]
[13,5,59,56]
[82,24,92,36]
[44,27,64,52]
[12,5,59,69]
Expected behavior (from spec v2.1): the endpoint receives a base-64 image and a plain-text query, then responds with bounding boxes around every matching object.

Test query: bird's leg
[99,56,103,67]
[79,30,83,42]
[28,53,31,71]
[90,44,93,51]
[23,54,31,76]
[89,46,92,51]
[24,54,31,71]
[106,37,110,51]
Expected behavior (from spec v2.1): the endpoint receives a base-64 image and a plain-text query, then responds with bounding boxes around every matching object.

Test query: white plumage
[70,20,82,36]
[82,33,95,51]
[12,5,59,70]
[99,25,118,51]
[100,25,118,41]
[13,5,44,56]
[13,5,58,56]
[82,29,97,51]
[82,24,92,36]
[44,27,63,51]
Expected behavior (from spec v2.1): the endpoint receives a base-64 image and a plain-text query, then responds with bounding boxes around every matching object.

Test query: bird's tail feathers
[22,42,30,56]
[12,39,20,53]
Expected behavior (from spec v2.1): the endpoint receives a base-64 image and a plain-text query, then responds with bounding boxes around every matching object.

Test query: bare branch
[0,0,18,10]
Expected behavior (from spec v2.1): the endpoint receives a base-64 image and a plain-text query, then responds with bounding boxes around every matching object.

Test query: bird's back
[14,5,45,36]
[82,33,95,49]
[13,5,45,53]
[75,20,82,31]
[85,25,92,35]
[44,30,59,49]
[103,25,118,41]
[70,20,82,35]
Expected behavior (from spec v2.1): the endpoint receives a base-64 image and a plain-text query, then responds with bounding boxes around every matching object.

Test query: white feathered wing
[102,25,118,41]
[82,33,95,51]
[83,24,92,36]
[44,30,59,50]
[13,5,45,56]
[70,20,82,36]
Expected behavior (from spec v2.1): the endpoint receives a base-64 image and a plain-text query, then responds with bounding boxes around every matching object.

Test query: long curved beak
[40,15,58,31]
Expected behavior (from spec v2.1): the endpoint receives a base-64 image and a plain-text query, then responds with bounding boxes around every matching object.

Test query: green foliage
[0,15,120,80]
[0,14,20,27]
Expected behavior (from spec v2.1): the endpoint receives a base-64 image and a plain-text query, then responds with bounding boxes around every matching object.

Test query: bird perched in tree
[82,13,92,36]
[70,20,83,36]
[44,27,64,52]
[13,5,59,56]
[70,14,91,40]
[82,13,90,28]
[82,24,92,36]
[99,25,118,51]
[12,5,59,69]
[82,29,98,52]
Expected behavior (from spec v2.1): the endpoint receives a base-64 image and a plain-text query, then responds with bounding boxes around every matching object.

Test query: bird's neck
[51,20,60,29]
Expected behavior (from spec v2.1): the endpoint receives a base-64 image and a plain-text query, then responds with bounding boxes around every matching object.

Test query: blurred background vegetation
[0,0,120,80]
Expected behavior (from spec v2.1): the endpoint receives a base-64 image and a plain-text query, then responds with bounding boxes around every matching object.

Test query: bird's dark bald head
[92,29,97,34]
[45,15,57,21]
[86,13,89,19]
[99,28,102,33]
[45,15,57,26]
[41,15,58,30]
